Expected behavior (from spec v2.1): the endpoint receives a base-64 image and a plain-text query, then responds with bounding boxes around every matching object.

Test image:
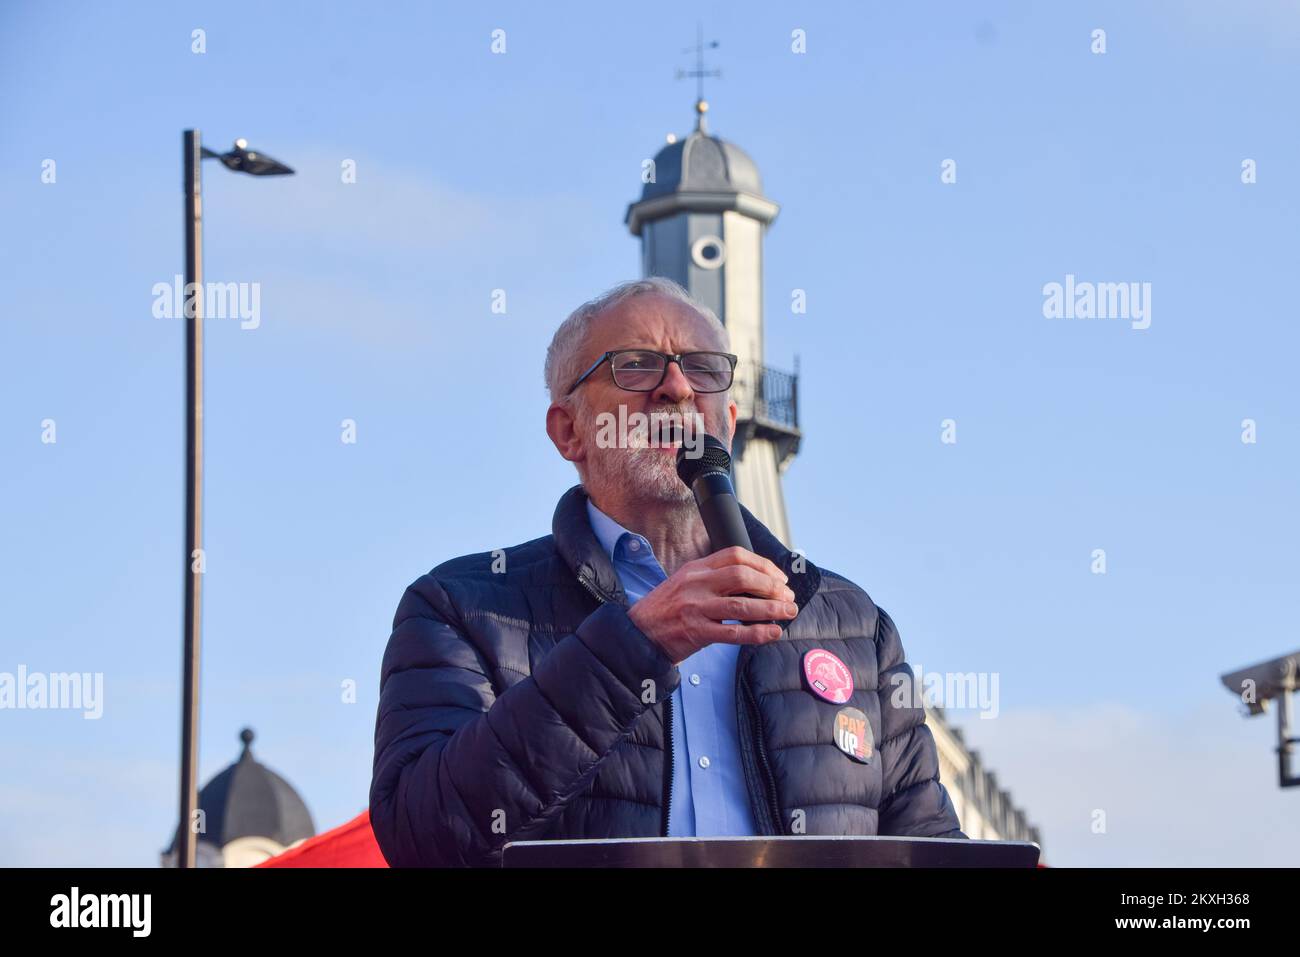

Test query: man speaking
[369,277,966,867]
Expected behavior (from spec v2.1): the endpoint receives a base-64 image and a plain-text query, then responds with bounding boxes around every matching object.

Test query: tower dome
[626,101,779,237]
[162,728,315,868]
[637,127,764,203]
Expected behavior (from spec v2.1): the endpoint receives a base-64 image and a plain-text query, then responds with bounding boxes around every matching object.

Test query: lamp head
[202,139,294,176]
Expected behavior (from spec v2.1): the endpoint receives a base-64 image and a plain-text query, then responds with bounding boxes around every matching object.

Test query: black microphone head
[676,433,732,487]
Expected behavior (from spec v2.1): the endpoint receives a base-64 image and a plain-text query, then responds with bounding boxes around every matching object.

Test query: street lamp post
[1220,650,1300,792]
[177,130,293,869]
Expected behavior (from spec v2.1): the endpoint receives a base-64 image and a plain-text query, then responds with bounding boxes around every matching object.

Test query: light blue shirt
[586,499,757,837]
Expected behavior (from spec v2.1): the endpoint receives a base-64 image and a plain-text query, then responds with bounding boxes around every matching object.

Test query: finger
[709,565,795,601]
[704,595,799,623]
[701,620,785,646]
[699,546,788,585]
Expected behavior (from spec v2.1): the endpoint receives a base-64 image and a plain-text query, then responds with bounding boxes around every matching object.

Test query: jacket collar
[553,484,822,609]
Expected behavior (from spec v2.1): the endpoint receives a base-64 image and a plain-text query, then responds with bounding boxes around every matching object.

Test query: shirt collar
[556,483,822,611]
[585,499,656,564]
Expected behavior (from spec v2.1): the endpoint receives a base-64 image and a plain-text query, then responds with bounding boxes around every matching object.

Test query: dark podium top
[502,835,1040,868]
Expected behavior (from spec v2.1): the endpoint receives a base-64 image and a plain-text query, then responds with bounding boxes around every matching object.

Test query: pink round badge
[802,649,854,704]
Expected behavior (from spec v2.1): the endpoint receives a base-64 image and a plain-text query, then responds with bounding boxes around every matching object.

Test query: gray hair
[544,277,730,404]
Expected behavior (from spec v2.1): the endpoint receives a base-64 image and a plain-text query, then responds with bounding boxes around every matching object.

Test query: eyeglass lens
[610,351,733,392]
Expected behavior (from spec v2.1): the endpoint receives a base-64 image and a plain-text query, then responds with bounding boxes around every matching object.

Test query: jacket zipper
[738,654,783,835]
[577,572,608,607]
[662,693,674,836]
[577,569,674,838]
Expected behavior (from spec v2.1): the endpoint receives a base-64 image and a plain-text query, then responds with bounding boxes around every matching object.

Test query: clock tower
[625,98,800,545]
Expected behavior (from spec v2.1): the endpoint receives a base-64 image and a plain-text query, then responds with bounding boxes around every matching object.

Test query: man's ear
[546,399,585,464]
[725,397,738,446]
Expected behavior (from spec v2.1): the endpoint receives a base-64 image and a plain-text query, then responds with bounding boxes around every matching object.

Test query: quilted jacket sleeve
[369,575,680,867]
[874,605,969,840]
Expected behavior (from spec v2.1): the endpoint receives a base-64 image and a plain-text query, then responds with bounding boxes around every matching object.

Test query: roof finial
[676,22,720,134]
[239,727,255,758]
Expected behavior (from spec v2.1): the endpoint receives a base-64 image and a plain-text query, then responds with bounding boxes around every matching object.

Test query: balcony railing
[730,359,800,470]
[732,360,799,432]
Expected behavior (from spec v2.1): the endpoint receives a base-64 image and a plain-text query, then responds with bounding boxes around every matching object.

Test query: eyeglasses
[566,349,739,396]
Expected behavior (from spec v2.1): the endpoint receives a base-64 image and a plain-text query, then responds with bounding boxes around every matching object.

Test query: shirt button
[698,756,710,769]
[628,539,641,551]
[689,673,701,686]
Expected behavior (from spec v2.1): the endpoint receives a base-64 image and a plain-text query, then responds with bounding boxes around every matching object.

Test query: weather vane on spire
[676,22,720,132]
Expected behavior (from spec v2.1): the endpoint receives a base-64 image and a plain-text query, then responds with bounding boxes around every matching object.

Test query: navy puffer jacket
[370,484,966,866]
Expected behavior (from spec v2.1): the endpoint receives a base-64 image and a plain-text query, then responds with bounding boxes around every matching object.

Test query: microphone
[675,434,776,627]
[675,433,753,553]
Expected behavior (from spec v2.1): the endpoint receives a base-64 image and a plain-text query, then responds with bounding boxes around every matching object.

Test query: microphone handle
[693,471,753,552]
[690,470,776,626]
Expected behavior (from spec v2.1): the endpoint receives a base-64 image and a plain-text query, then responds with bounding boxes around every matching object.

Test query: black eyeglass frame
[565,349,739,396]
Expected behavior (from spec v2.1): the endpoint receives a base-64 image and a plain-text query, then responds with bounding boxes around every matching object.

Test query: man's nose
[654,360,695,404]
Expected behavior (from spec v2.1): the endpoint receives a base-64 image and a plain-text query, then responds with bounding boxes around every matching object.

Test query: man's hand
[627,546,798,666]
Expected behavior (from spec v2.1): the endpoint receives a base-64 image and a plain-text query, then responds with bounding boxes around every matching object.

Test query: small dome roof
[638,129,764,202]
[165,728,315,855]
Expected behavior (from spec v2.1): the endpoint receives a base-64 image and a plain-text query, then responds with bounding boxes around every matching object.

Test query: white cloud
[0,753,174,867]
[949,696,1300,866]
[213,148,600,258]
[197,148,610,349]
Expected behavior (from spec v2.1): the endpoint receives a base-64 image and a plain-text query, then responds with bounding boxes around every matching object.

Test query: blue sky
[2,0,1298,866]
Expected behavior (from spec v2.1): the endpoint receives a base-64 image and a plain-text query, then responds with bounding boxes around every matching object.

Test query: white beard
[587,436,695,506]
[580,403,725,507]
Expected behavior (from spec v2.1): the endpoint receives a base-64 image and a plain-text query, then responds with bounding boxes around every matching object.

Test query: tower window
[691,235,727,270]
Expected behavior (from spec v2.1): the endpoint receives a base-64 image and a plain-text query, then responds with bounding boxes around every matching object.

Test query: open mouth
[653,424,685,448]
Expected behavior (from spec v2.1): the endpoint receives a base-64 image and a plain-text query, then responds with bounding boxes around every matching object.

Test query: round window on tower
[691,235,727,270]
